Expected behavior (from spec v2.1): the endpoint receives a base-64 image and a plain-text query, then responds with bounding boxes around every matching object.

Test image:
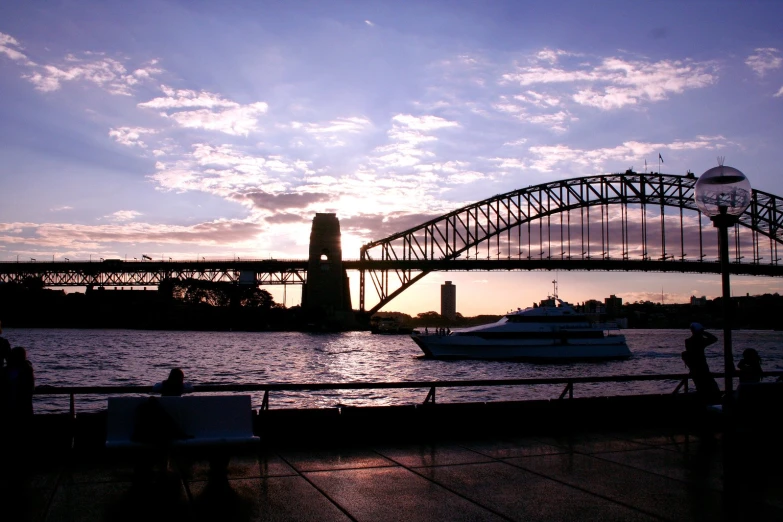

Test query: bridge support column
[302,213,358,330]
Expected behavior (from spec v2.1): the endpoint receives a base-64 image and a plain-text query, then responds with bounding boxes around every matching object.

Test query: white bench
[106,395,260,449]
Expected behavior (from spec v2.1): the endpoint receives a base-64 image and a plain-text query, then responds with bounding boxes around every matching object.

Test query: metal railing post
[558,382,573,400]
[69,393,76,449]
[424,386,436,404]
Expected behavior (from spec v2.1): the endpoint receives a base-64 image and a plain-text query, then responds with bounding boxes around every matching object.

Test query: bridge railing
[34,371,783,418]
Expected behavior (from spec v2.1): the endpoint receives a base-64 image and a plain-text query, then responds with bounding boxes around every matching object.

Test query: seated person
[152,368,194,396]
[737,348,763,384]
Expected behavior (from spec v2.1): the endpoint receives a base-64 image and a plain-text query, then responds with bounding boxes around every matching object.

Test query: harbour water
[5,328,782,414]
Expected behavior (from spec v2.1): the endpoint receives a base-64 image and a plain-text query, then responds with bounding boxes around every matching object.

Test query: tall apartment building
[441,281,456,320]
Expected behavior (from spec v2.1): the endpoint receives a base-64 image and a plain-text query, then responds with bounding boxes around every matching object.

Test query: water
[4,328,782,414]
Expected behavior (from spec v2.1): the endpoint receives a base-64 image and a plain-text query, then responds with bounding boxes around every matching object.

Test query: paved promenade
[3,424,782,522]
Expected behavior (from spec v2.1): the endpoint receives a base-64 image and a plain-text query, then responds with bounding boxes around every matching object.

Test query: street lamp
[693,163,751,399]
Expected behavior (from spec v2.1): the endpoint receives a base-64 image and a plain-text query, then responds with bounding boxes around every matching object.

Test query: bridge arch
[358,172,783,313]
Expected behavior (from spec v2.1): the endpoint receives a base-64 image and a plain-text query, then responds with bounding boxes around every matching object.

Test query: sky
[2,1,783,315]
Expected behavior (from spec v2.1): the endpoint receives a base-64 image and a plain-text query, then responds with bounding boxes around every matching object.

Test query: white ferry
[410,286,630,361]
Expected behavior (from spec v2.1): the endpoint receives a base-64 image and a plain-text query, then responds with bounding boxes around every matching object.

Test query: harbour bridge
[2,172,782,318]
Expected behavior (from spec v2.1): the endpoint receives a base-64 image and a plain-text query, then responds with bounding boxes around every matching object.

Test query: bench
[106,395,260,450]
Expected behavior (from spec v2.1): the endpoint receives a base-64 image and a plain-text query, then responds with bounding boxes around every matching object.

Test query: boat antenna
[551,279,558,299]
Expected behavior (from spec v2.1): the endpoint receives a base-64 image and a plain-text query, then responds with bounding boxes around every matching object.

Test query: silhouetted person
[1,348,34,522]
[737,348,763,384]
[1,347,35,470]
[3,346,34,419]
[131,368,193,480]
[152,368,194,397]
[682,323,721,405]
[0,320,10,368]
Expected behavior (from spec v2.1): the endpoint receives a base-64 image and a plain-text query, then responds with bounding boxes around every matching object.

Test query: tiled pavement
[3,427,782,522]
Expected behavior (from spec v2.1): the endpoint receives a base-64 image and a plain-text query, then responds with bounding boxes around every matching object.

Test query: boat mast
[551,279,558,299]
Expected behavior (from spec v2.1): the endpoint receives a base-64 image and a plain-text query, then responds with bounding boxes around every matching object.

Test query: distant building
[441,281,456,320]
[690,295,708,307]
[604,294,623,317]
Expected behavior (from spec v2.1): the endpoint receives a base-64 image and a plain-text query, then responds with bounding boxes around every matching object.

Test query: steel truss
[359,172,783,313]
[0,260,307,287]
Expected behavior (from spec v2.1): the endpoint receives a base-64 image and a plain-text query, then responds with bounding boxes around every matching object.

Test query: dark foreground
[3,394,782,521]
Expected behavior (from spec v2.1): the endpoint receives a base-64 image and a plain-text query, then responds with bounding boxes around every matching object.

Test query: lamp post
[693,164,751,398]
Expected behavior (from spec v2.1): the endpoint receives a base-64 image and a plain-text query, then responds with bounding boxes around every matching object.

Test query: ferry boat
[410,284,630,361]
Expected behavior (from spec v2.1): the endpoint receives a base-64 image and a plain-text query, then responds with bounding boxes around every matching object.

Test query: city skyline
[2,1,783,315]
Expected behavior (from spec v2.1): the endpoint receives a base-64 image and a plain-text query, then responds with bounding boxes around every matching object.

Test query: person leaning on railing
[681,323,721,405]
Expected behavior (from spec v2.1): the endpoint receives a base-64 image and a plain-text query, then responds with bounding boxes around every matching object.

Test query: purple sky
[2,1,783,314]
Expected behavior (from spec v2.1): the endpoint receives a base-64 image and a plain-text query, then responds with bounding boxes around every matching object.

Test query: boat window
[505,315,588,323]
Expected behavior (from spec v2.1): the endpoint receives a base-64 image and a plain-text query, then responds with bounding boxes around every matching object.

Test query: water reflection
[12,328,783,413]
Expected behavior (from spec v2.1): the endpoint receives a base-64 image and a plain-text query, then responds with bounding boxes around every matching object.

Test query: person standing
[1,347,34,522]
[4,346,35,419]
[1,346,35,477]
[682,323,721,404]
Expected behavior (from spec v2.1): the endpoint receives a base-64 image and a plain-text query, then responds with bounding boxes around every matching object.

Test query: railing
[34,371,783,419]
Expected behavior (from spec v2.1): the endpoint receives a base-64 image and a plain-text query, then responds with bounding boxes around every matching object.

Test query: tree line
[0,278,306,331]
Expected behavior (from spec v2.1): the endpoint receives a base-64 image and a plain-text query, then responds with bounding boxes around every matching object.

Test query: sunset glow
[2,2,783,314]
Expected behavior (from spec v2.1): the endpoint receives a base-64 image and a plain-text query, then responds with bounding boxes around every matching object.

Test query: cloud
[527,111,576,133]
[775,86,783,98]
[22,56,162,95]
[139,86,269,136]
[0,32,28,61]
[514,90,561,108]
[238,191,332,212]
[341,213,443,240]
[138,86,240,110]
[391,114,459,131]
[149,143,314,201]
[108,127,157,148]
[745,48,782,77]
[534,49,571,64]
[264,212,309,224]
[291,116,372,146]
[49,206,73,212]
[0,219,265,249]
[526,136,731,172]
[293,116,372,135]
[501,54,718,110]
[370,114,459,169]
[365,20,375,27]
[490,157,527,170]
[165,104,269,135]
[106,210,142,222]
[619,292,690,304]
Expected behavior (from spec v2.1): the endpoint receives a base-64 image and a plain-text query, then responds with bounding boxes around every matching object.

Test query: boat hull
[410,334,631,361]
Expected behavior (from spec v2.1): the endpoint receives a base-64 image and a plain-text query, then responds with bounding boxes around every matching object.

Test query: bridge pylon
[302,213,359,329]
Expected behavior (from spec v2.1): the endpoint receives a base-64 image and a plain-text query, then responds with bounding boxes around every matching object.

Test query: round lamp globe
[694,165,751,217]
